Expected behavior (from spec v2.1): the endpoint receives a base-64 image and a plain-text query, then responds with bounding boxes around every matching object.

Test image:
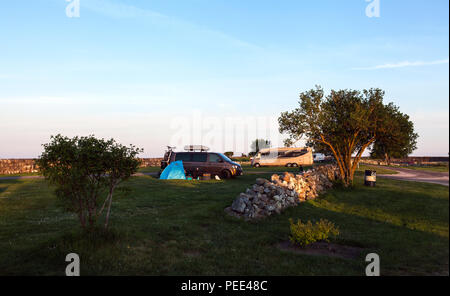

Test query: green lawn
[137,166,162,173]
[244,164,398,175]
[397,165,449,173]
[0,172,41,177]
[0,172,447,275]
[356,164,398,175]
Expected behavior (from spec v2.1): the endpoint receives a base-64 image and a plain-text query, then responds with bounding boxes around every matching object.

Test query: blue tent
[159,160,186,180]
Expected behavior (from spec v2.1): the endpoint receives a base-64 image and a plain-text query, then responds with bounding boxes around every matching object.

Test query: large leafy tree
[36,135,143,230]
[279,86,412,186]
[283,138,294,147]
[370,103,418,164]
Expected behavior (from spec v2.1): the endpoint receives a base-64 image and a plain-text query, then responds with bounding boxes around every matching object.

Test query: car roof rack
[184,145,210,152]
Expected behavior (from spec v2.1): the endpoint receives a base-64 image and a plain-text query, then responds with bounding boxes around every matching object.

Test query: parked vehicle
[250,147,313,167]
[324,155,334,162]
[160,146,243,179]
[313,153,326,162]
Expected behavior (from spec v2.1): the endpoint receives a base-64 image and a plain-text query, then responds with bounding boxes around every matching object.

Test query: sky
[0,0,448,158]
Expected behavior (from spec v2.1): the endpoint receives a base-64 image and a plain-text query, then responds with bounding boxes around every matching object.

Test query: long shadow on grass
[1,175,447,275]
[115,176,448,275]
[222,201,449,275]
[312,179,449,237]
[0,179,22,195]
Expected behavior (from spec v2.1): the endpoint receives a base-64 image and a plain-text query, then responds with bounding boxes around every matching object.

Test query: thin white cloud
[81,0,168,20]
[81,0,262,51]
[353,58,449,70]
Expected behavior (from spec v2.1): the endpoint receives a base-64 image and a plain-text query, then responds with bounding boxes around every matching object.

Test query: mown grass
[0,172,447,276]
[137,167,161,173]
[245,163,398,175]
[397,165,449,173]
[0,172,41,177]
[356,164,398,175]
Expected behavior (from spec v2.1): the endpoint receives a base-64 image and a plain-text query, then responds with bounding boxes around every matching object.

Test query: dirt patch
[277,241,364,260]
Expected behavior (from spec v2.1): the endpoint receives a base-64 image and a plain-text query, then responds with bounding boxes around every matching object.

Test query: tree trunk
[104,185,116,229]
[319,135,349,186]
[385,153,391,166]
[78,197,86,228]
[349,137,376,185]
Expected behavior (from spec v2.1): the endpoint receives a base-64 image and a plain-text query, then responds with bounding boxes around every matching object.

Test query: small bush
[289,218,339,247]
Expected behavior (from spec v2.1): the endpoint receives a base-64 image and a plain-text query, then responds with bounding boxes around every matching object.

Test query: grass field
[0,171,447,276]
[243,164,398,175]
[137,166,162,173]
[0,172,41,178]
[397,165,449,173]
[356,164,398,175]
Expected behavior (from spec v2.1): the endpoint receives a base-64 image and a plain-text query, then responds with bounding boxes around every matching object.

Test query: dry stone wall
[0,159,39,175]
[0,158,163,175]
[139,158,163,167]
[225,165,340,220]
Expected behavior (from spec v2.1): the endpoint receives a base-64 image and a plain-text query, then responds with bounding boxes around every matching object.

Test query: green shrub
[289,218,339,247]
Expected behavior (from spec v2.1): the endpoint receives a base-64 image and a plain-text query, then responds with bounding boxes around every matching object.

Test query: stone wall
[139,158,163,167]
[0,158,163,175]
[225,165,340,220]
[0,159,39,175]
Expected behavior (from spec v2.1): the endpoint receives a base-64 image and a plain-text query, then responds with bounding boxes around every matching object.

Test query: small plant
[289,218,339,247]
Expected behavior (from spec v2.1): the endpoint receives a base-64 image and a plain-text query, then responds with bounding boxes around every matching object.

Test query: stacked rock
[225,165,340,220]
[0,159,39,175]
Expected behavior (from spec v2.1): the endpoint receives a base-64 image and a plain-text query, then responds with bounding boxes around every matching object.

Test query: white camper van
[313,153,326,162]
[251,147,314,167]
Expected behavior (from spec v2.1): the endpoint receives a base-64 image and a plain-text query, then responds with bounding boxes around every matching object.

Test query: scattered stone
[255,178,267,185]
[231,197,246,213]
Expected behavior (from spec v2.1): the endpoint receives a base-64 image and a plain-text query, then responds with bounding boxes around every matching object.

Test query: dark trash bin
[364,170,376,187]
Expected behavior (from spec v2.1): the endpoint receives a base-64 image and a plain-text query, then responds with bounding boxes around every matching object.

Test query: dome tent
[159,160,186,180]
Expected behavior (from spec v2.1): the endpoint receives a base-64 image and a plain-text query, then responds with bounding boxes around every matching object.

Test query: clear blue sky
[0,0,448,157]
